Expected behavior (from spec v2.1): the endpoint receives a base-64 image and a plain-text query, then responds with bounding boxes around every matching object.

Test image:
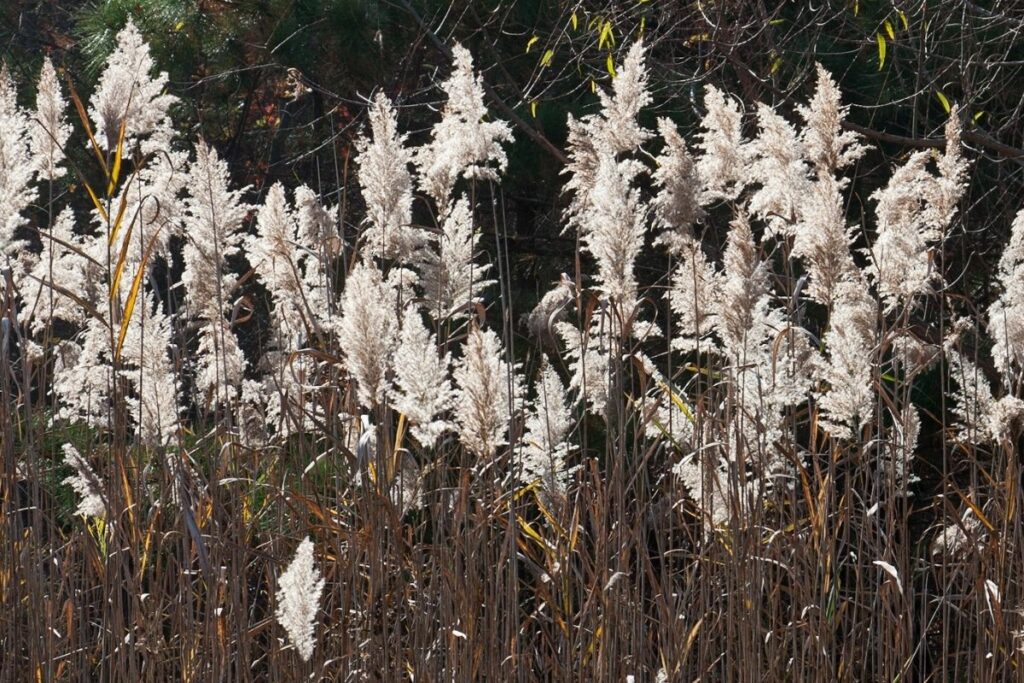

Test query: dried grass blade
[109,214,138,300]
[114,226,163,363]
[64,74,109,178]
[107,103,130,196]
[107,181,133,247]
[25,274,109,327]
[83,179,108,223]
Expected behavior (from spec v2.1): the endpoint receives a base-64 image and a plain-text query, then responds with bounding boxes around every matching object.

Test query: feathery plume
[581,151,647,307]
[696,85,749,203]
[637,355,695,445]
[555,319,611,417]
[104,143,190,289]
[988,208,1024,382]
[30,57,70,181]
[749,103,809,237]
[891,330,942,380]
[121,293,180,445]
[667,241,720,354]
[714,211,769,361]
[357,92,421,263]
[520,358,574,495]
[764,321,821,409]
[792,174,859,306]
[243,359,323,442]
[390,309,453,444]
[247,184,308,346]
[593,41,653,154]
[417,196,493,321]
[672,446,734,529]
[85,24,187,309]
[453,326,523,459]
[883,404,921,490]
[561,115,601,235]
[183,142,249,318]
[797,64,866,177]
[194,318,247,409]
[62,444,105,518]
[930,508,984,558]
[294,185,337,320]
[276,537,325,662]
[27,208,87,333]
[818,279,877,438]
[51,317,113,430]
[948,350,1024,443]
[337,260,399,408]
[88,20,177,151]
[708,212,815,460]
[414,44,512,207]
[867,113,966,311]
[0,64,36,277]
[183,142,250,405]
[562,42,651,235]
[866,151,938,310]
[932,107,970,231]
[526,274,575,340]
[652,118,703,253]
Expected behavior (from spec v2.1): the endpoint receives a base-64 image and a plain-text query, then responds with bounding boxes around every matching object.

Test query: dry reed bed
[1,22,1023,682]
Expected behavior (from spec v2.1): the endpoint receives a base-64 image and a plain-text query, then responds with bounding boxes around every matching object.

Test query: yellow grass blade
[109,219,136,301]
[107,189,132,247]
[960,494,995,532]
[83,179,108,223]
[107,112,129,196]
[532,489,566,538]
[516,514,548,549]
[114,226,163,363]
[683,616,704,659]
[390,412,407,481]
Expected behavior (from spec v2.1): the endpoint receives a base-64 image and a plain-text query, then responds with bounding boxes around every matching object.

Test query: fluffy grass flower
[30,57,70,182]
[357,92,421,263]
[62,444,105,519]
[87,20,177,151]
[390,309,453,444]
[337,260,399,408]
[276,537,325,662]
[414,44,512,208]
[453,326,523,459]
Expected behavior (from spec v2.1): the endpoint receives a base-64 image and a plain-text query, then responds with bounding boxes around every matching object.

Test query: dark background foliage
[6,0,1024,275]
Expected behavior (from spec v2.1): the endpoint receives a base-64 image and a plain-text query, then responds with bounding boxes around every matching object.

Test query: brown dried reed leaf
[117,458,136,532]
[25,274,108,327]
[390,412,407,482]
[532,488,567,538]
[137,509,160,581]
[64,73,109,178]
